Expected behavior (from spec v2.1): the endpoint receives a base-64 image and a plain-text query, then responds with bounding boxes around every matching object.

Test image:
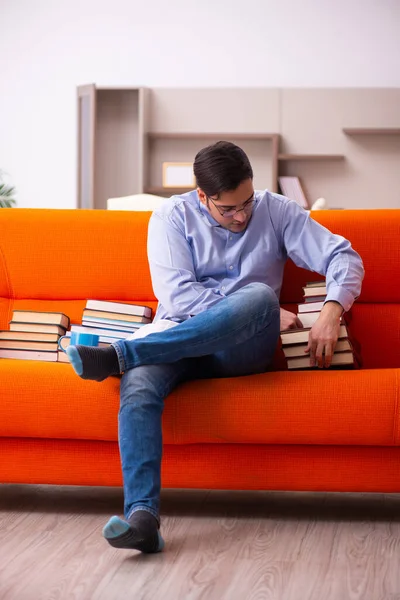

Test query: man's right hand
[280,307,303,332]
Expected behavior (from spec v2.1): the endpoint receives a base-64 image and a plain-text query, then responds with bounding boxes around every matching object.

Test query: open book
[126,319,178,340]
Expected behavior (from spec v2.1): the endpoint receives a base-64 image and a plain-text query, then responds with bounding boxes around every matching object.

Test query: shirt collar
[197,194,221,227]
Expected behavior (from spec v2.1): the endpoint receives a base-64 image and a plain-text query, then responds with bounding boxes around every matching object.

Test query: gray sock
[66,345,120,381]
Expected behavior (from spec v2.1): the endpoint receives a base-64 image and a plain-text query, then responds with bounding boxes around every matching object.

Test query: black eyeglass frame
[207,194,256,218]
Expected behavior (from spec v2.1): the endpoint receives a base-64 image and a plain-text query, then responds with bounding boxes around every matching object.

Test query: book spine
[81,320,138,333]
[86,301,151,318]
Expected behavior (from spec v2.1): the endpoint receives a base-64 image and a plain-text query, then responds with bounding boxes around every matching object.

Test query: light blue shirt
[148,190,364,323]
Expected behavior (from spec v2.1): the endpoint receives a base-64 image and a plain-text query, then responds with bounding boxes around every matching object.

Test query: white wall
[0,0,399,209]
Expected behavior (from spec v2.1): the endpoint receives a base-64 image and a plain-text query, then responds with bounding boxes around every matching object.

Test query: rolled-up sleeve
[281,201,364,312]
[147,213,225,321]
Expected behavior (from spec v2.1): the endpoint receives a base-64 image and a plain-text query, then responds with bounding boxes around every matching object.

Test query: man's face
[198,179,255,233]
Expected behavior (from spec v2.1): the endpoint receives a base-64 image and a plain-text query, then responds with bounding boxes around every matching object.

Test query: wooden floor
[1,486,400,600]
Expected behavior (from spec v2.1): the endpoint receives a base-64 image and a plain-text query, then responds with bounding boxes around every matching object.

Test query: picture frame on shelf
[162,162,195,189]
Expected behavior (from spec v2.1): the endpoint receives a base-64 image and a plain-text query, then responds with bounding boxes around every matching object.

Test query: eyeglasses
[207,195,255,218]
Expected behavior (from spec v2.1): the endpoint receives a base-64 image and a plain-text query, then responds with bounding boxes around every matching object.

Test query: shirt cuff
[324,286,355,313]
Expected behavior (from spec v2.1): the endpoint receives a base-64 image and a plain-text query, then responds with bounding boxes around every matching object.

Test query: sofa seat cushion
[1,360,399,447]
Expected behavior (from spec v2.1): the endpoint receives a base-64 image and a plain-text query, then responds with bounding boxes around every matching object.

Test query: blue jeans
[113,282,280,524]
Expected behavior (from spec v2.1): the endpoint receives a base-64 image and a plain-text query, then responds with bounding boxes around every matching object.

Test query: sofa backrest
[0,208,399,369]
[0,209,157,332]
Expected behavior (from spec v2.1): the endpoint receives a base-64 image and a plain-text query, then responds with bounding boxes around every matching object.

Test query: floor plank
[1,486,400,600]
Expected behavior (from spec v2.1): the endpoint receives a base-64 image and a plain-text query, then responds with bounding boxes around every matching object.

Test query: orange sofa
[1,208,400,493]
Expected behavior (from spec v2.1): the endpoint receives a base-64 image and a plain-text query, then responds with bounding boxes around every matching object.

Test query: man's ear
[197,188,207,206]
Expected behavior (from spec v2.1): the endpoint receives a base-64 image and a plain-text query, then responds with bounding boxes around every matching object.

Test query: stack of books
[297,280,328,328]
[58,300,152,362]
[0,310,70,362]
[280,281,359,370]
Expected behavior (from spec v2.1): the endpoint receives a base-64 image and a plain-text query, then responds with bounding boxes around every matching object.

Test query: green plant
[0,170,17,207]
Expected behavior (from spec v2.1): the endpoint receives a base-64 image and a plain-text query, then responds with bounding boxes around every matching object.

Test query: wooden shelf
[77,85,400,210]
[96,86,141,91]
[147,132,279,140]
[278,154,345,161]
[343,128,400,135]
[145,186,194,195]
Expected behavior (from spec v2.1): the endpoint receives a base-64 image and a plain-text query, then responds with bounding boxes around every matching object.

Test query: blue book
[72,324,133,338]
[81,318,141,332]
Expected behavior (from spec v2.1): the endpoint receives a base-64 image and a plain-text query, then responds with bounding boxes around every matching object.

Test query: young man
[67,141,364,554]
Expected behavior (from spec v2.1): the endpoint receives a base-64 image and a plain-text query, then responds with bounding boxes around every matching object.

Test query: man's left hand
[280,307,303,331]
[305,302,343,368]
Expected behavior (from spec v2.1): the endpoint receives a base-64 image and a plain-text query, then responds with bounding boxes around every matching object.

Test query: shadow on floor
[1,484,400,523]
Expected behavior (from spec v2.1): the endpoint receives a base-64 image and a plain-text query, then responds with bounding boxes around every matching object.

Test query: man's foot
[102,510,165,553]
[66,345,120,381]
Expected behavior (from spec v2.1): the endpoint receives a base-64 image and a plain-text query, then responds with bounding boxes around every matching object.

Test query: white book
[287,351,353,370]
[283,338,351,358]
[86,300,152,319]
[298,301,325,313]
[126,319,178,340]
[82,319,139,332]
[281,323,347,346]
[297,312,321,327]
[303,285,327,297]
[297,312,344,328]
[279,176,309,209]
[0,349,58,361]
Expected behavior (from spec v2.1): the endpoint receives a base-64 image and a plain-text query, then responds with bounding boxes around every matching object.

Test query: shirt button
[229,236,233,240]
[229,265,233,270]
[222,286,226,290]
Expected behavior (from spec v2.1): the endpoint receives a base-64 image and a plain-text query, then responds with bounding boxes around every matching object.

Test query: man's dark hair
[193,141,253,197]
